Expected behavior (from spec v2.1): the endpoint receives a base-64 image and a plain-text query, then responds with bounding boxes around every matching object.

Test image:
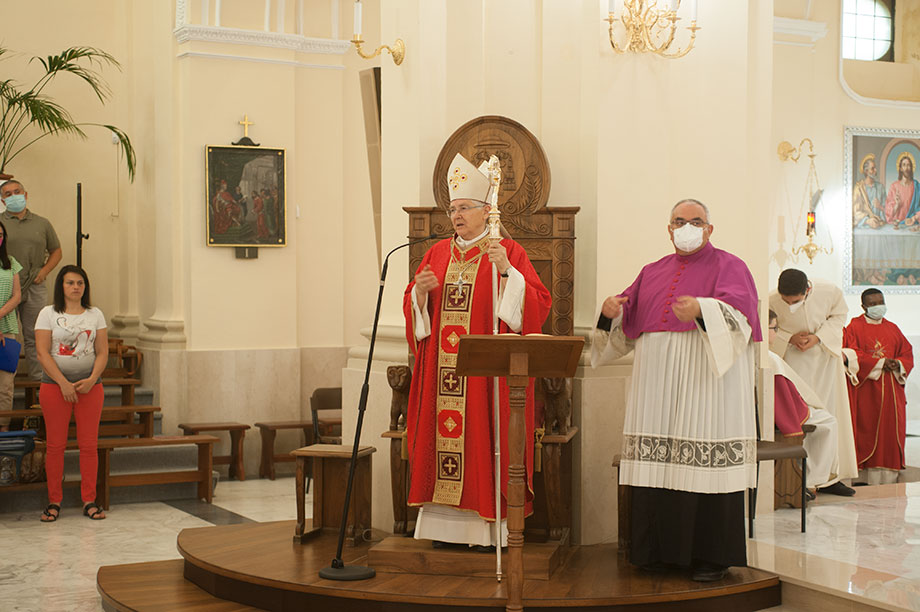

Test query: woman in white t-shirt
[35,265,108,522]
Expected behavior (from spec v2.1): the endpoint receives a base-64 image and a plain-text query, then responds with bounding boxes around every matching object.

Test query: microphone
[380,232,438,283]
[320,230,438,581]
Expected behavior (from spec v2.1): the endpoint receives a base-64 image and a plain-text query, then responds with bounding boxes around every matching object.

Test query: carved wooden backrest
[405,115,579,336]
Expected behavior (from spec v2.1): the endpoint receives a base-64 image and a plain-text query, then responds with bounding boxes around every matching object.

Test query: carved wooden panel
[405,115,579,337]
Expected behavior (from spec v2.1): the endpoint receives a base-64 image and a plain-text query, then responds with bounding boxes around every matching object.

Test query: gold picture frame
[206,145,286,247]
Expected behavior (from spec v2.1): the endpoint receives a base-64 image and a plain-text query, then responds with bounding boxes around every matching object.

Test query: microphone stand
[319,232,437,581]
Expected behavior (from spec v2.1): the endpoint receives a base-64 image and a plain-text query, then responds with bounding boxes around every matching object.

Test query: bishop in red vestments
[403,153,551,547]
[843,288,913,484]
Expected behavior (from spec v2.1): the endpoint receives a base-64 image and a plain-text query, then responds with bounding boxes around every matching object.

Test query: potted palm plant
[0,45,135,181]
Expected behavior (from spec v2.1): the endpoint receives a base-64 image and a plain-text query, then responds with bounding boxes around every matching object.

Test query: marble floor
[3,435,920,612]
[0,476,302,612]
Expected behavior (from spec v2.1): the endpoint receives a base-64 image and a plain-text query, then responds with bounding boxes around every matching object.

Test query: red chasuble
[403,235,551,521]
[843,316,914,470]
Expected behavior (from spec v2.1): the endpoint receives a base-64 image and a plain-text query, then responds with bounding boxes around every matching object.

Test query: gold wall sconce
[352,0,405,66]
[604,0,700,59]
[778,138,832,264]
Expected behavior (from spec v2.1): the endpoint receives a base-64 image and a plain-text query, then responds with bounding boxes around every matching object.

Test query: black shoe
[818,482,856,496]
[805,489,816,501]
[691,563,728,582]
[431,540,464,549]
[470,544,496,553]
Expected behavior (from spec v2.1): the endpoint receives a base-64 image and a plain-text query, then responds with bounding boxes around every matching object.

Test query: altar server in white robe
[592,199,759,583]
[769,269,858,495]
[767,310,838,492]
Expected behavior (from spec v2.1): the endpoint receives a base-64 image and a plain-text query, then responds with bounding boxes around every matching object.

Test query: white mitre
[447,152,491,204]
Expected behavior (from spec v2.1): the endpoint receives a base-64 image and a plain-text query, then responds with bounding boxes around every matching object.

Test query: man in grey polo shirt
[0,180,62,380]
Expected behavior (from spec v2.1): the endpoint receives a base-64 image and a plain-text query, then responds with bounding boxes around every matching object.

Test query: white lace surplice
[592,298,757,494]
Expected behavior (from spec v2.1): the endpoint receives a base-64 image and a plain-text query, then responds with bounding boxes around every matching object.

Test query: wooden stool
[292,444,375,545]
[254,421,314,480]
[178,422,250,481]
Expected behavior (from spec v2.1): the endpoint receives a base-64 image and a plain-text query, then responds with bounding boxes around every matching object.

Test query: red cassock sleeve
[892,324,914,377]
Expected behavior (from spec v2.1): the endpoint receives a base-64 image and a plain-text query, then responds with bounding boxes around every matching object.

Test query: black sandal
[40,504,61,522]
[83,502,106,520]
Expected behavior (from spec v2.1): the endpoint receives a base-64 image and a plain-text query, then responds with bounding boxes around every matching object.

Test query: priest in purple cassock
[591,199,760,583]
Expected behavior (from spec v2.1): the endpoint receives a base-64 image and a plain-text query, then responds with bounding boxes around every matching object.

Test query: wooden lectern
[455,334,583,612]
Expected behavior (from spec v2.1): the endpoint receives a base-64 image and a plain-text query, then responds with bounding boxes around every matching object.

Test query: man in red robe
[843,288,914,485]
[403,152,551,548]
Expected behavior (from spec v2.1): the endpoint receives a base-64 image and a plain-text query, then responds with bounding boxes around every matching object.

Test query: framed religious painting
[206,145,286,247]
[844,126,920,293]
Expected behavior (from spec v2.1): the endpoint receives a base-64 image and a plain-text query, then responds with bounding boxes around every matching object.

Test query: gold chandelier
[604,0,700,59]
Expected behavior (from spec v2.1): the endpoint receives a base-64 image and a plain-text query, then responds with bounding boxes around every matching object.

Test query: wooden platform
[368,536,563,580]
[98,521,782,611]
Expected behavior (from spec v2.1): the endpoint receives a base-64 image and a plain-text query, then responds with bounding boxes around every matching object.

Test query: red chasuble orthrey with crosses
[403,235,551,521]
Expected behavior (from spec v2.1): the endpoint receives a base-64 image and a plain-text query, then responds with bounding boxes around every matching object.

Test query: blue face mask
[866,304,887,320]
[3,194,26,213]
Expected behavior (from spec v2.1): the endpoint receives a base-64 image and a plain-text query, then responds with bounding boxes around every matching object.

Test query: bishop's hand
[673,296,701,322]
[487,240,510,275]
[601,296,628,319]
[884,358,900,372]
[414,265,439,301]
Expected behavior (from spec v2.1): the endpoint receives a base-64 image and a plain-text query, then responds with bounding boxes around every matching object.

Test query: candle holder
[350,35,405,65]
[779,138,833,264]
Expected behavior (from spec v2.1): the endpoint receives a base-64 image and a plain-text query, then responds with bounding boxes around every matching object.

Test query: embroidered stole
[432,237,489,506]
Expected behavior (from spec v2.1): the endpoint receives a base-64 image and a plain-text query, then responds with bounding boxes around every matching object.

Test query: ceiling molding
[174,24,351,55]
[773,16,828,45]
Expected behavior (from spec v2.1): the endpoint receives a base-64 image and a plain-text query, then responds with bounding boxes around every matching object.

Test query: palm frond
[0,45,135,181]
[33,47,120,102]
[102,125,136,181]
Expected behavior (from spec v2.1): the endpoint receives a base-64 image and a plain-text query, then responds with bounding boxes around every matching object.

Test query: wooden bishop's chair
[310,387,343,445]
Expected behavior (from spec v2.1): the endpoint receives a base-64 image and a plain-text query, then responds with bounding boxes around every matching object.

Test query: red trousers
[40,382,103,504]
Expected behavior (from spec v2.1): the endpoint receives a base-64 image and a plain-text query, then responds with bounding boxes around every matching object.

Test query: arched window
[842,0,893,61]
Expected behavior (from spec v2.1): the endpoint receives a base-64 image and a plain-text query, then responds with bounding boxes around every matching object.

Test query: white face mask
[672,224,704,252]
[866,304,887,320]
[788,300,804,314]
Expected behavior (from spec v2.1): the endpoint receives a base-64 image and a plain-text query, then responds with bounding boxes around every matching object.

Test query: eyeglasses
[448,204,485,216]
[670,218,709,228]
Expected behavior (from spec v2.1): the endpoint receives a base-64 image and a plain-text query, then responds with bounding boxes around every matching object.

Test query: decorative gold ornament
[351,1,404,66]
[778,138,832,264]
[604,0,700,59]
[351,36,405,66]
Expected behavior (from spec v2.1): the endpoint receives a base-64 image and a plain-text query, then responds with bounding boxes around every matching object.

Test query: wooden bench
[0,405,161,442]
[14,376,143,407]
[254,419,340,480]
[178,422,250,481]
[1,434,218,511]
[94,435,218,510]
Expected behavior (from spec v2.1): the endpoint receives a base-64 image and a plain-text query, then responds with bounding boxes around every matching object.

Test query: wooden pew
[0,405,161,442]
[14,376,143,407]
[94,435,218,510]
[1,434,218,511]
